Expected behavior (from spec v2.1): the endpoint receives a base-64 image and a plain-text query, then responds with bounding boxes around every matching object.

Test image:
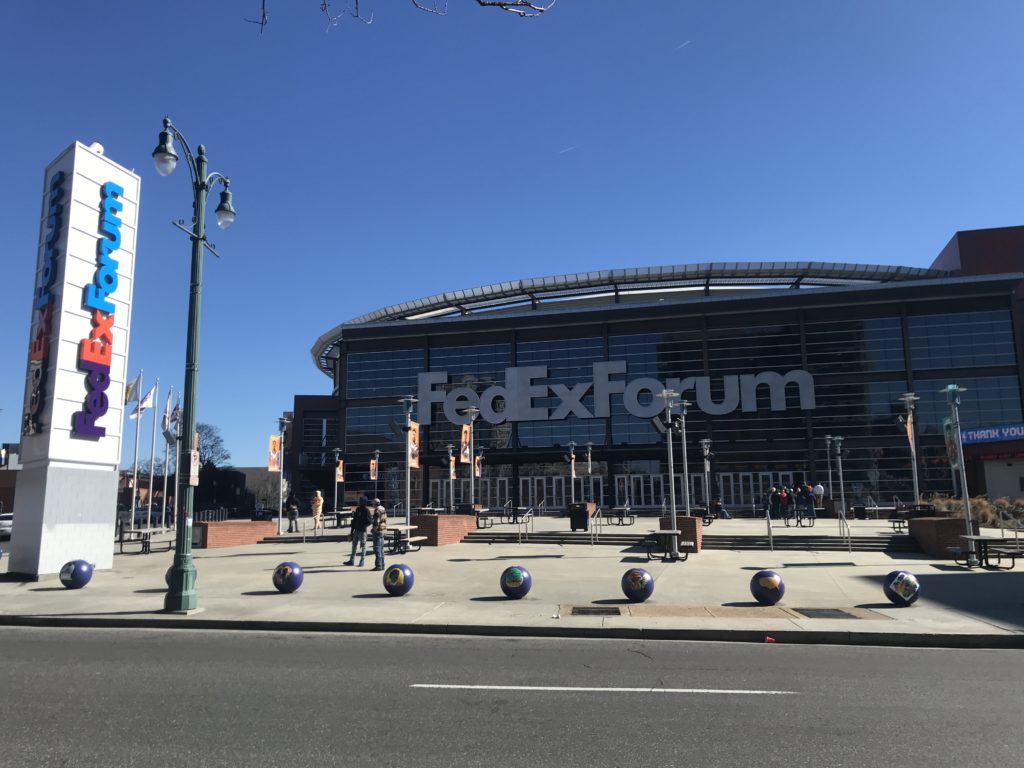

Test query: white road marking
[411,684,796,695]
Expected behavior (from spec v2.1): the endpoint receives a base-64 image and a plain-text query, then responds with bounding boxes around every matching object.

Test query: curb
[0,614,1021,649]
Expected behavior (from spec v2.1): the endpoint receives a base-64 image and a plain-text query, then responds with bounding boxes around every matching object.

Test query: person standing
[311,490,324,531]
[370,498,387,571]
[813,482,825,509]
[344,497,371,567]
[285,492,300,533]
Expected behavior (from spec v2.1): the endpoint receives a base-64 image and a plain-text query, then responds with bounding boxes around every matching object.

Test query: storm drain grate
[793,608,860,620]
[571,606,622,616]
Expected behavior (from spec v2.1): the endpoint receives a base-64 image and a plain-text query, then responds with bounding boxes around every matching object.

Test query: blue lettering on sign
[960,423,1024,445]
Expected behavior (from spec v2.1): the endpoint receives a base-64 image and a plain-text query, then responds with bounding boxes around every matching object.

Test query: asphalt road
[1,627,1021,767]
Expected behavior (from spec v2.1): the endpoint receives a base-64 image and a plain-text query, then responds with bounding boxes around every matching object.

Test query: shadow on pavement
[858,571,1024,630]
[470,596,510,602]
[721,601,764,608]
[198,551,302,559]
[619,556,649,564]
[592,598,631,605]
[351,593,394,599]
[28,587,66,592]
[134,588,167,594]
[447,555,565,562]
[240,590,284,596]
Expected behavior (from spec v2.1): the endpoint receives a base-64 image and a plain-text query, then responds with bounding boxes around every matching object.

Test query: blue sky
[2,1,1023,468]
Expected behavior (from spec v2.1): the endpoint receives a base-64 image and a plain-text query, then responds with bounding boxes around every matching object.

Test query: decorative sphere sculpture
[272,562,304,593]
[499,565,532,599]
[749,569,785,605]
[59,560,94,590]
[883,570,920,606]
[621,568,655,603]
[383,564,415,596]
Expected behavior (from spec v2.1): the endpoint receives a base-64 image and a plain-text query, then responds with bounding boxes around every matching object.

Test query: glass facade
[335,299,1022,510]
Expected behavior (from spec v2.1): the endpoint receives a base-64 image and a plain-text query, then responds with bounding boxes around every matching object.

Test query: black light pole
[154,117,236,613]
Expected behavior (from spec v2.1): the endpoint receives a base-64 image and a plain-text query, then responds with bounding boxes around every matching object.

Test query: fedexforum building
[288,226,1024,512]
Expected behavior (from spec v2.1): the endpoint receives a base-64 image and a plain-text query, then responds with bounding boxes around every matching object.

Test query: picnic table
[955,535,1024,569]
[118,527,172,555]
[890,518,908,533]
[386,524,423,554]
[645,530,692,562]
[325,509,353,529]
[608,506,635,526]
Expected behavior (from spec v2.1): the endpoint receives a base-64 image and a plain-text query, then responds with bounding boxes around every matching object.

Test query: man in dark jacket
[344,497,372,567]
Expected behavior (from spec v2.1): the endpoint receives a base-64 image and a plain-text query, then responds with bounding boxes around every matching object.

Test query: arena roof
[311,261,948,376]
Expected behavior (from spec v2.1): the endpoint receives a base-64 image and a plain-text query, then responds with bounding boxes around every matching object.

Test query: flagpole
[161,386,171,529]
[131,370,143,532]
[173,420,181,529]
[146,379,159,531]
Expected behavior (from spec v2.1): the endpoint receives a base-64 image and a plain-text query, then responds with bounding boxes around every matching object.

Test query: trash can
[568,502,591,532]
[853,505,867,520]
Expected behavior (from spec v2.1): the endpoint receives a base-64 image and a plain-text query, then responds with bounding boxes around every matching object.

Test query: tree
[196,423,232,468]
[244,0,555,33]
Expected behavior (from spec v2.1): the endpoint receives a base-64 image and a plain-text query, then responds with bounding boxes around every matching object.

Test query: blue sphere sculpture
[272,562,304,593]
[383,564,414,596]
[883,570,920,606]
[621,568,655,603]
[750,569,785,605]
[59,560,93,590]
[499,565,532,599]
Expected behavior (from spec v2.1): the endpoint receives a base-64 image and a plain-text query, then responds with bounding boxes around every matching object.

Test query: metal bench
[645,531,693,562]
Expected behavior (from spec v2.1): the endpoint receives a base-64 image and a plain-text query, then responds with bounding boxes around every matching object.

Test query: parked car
[0,512,13,539]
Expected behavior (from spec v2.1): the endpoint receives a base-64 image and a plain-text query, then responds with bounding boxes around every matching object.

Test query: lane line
[411,684,796,695]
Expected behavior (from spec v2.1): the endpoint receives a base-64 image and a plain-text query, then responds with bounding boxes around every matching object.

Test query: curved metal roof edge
[310,261,957,377]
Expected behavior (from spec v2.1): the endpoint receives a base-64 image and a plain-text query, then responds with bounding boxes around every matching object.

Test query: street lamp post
[332,447,342,514]
[833,435,846,522]
[154,117,236,613]
[658,390,680,560]
[446,444,455,511]
[566,441,577,505]
[277,416,288,535]
[464,406,480,509]
[372,449,380,500]
[399,396,417,529]
[947,384,978,566]
[678,400,692,518]
[824,434,834,505]
[700,438,712,510]
[898,393,922,506]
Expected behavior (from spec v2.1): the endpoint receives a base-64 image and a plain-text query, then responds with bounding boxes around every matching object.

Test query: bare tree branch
[245,0,270,33]
[412,0,449,15]
[474,0,556,17]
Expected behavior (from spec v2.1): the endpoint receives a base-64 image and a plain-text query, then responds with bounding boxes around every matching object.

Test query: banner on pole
[335,459,344,483]
[268,435,281,472]
[943,418,960,470]
[460,424,471,464]
[408,420,420,470]
[369,457,378,482]
[449,455,456,481]
[570,453,576,480]
[474,455,482,479]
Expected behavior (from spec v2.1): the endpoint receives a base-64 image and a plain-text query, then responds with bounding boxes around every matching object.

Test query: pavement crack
[628,648,654,661]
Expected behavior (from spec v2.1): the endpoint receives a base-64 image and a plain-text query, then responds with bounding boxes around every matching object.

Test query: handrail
[765,504,774,552]
[516,507,534,544]
[537,498,547,517]
[590,506,603,545]
[503,499,513,521]
[836,503,852,553]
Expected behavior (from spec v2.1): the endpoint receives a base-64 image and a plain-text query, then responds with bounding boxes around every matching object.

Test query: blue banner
[960,423,1024,445]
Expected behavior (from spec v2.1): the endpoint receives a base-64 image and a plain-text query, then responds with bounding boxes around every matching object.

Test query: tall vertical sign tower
[11,142,140,577]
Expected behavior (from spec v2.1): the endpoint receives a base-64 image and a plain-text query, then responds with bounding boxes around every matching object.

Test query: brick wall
[410,514,477,546]
[196,520,278,549]
[909,516,978,558]
[659,515,703,552]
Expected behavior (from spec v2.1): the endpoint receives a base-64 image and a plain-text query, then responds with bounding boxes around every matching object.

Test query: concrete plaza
[1,515,1022,646]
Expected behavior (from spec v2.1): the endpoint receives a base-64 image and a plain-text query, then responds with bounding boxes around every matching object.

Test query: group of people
[763,483,826,520]
[283,490,388,570]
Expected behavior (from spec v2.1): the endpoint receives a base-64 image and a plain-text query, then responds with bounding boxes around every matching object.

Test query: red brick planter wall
[410,514,478,546]
[195,520,278,549]
[909,516,978,558]
[659,515,703,553]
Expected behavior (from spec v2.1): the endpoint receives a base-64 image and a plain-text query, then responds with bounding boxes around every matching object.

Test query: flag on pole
[449,455,456,481]
[125,372,141,404]
[474,455,482,479]
[129,385,155,420]
[162,389,173,432]
[905,412,914,445]
[335,459,345,483]
[268,435,281,472]
[460,424,471,464]
[369,457,378,482]
[408,420,420,470]
[570,453,576,480]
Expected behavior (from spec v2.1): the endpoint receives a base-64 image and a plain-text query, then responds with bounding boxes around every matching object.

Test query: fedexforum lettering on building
[417,365,815,424]
[288,227,1024,510]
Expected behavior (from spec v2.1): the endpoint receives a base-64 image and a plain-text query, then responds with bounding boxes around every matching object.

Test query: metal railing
[503,499,513,521]
[195,507,232,523]
[836,503,852,553]
[516,507,535,544]
[537,498,548,517]
[589,506,604,546]
[765,504,774,552]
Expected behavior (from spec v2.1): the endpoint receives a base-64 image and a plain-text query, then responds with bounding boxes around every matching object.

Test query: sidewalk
[1,521,1022,647]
